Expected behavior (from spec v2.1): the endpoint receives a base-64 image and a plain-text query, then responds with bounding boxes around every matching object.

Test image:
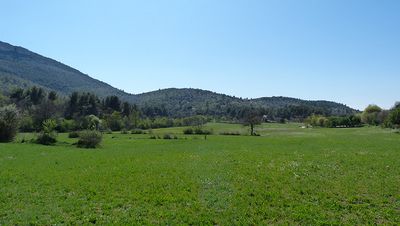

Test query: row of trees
[0,87,214,143]
[0,87,212,133]
[306,103,400,129]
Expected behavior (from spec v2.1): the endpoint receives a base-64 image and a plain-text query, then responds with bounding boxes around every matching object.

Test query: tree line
[305,104,400,129]
[0,87,212,133]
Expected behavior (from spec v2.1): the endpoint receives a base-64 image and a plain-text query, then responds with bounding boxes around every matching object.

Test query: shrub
[131,129,146,134]
[387,108,400,129]
[121,129,129,134]
[183,128,193,134]
[68,131,80,138]
[0,105,20,142]
[194,128,212,135]
[77,130,102,148]
[19,115,35,132]
[105,111,123,131]
[36,119,57,145]
[163,134,174,140]
[220,131,241,136]
[57,119,77,132]
[149,135,157,139]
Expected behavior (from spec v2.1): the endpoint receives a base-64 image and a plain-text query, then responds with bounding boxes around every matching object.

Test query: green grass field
[1,123,399,225]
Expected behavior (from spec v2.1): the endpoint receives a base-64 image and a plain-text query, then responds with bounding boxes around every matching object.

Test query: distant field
[1,123,399,225]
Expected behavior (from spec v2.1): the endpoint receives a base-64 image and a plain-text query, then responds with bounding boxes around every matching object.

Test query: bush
[77,130,102,148]
[183,128,193,134]
[163,134,177,139]
[36,119,57,145]
[68,131,80,138]
[36,132,57,145]
[121,129,129,134]
[19,115,35,132]
[194,128,212,135]
[220,131,241,136]
[0,105,20,142]
[131,129,146,134]
[57,119,77,132]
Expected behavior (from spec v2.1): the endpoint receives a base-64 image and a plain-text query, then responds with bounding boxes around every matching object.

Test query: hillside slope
[0,41,356,117]
[133,88,356,117]
[0,41,133,100]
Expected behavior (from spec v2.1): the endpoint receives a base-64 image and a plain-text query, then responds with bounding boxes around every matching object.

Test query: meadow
[0,123,399,225]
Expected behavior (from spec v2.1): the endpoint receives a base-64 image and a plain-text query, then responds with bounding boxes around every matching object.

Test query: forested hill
[0,41,132,100]
[132,88,356,118]
[0,41,356,119]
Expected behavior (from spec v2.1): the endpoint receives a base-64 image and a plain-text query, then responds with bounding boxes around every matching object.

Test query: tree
[387,107,400,129]
[27,86,45,105]
[105,111,123,131]
[104,96,121,112]
[48,91,58,101]
[86,115,101,130]
[36,119,58,145]
[361,105,382,125]
[66,92,79,119]
[242,107,262,136]
[122,102,132,117]
[0,93,9,107]
[0,105,20,142]
[10,88,25,102]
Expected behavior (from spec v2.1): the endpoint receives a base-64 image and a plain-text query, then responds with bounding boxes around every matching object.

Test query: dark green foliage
[68,131,80,138]
[241,107,263,135]
[48,91,57,101]
[131,129,146,134]
[27,86,45,105]
[194,128,212,135]
[0,105,19,142]
[0,93,8,107]
[0,41,131,100]
[135,88,356,119]
[183,128,193,134]
[361,105,383,125]
[104,96,121,112]
[56,119,77,132]
[77,130,102,148]
[36,119,58,145]
[19,115,35,132]
[163,134,173,139]
[220,131,241,136]
[104,111,122,131]
[386,107,400,129]
[306,114,362,128]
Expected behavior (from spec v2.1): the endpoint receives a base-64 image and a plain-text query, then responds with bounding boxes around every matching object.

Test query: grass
[0,123,399,224]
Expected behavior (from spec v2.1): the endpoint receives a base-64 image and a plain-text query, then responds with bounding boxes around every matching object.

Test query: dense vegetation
[0,41,130,99]
[1,41,356,119]
[1,123,399,224]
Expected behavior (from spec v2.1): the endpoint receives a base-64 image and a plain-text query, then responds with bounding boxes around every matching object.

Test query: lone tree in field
[242,107,262,136]
[0,105,20,142]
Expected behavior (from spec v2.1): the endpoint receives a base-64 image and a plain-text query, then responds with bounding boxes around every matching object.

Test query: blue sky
[1,0,399,110]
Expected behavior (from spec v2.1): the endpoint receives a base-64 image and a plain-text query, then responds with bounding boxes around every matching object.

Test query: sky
[1,0,399,110]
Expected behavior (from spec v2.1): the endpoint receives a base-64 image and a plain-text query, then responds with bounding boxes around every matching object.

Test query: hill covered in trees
[0,41,131,100]
[133,88,356,119]
[0,41,356,119]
